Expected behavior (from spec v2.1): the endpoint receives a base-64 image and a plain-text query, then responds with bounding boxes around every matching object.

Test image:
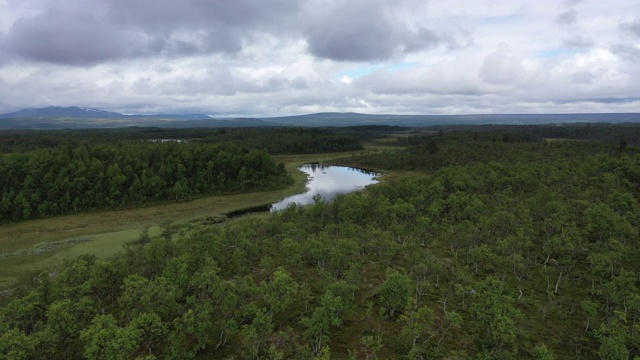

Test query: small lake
[270,164,380,211]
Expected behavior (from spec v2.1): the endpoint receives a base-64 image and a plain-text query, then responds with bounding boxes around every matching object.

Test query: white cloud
[340,75,353,84]
[479,47,524,85]
[0,0,639,115]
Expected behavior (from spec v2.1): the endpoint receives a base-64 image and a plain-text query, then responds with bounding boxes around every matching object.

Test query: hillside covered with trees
[1,128,639,359]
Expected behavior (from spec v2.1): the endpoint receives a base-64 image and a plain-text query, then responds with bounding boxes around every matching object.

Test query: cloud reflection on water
[270,164,379,211]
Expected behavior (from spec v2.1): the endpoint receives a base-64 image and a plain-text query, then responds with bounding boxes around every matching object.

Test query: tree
[378,268,411,317]
[40,297,95,358]
[241,307,274,360]
[0,329,36,360]
[301,290,344,355]
[261,267,298,317]
[398,298,435,349]
[533,343,556,360]
[80,314,141,360]
[470,277,521,355]
[619,134,627,153]
[360,333,384,360]
[130,312,167,357]
[597,311,631,360]
[118,275,179,321]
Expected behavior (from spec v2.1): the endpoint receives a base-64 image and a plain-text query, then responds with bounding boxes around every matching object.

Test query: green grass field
[0,148,412,288]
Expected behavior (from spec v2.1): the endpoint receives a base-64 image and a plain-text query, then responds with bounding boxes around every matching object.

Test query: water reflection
[270,164,380,211]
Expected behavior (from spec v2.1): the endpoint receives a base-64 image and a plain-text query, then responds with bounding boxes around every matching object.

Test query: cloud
[303,1,449,62]
[2,0,302,65]
[613,20,640,62]
[611,43,640,63]
[555,9,577,27]
[107,0,300,32]
[620,20,640,38]
[570,70,596,84]
[6,12,142,65]
[563,36,594,49]
[479,48,524,85]
[340,75,353,84]
[0,0,639,116]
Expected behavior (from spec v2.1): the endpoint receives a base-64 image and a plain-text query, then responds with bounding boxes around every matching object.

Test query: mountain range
[1,106,640,129]
[0,106,210,120]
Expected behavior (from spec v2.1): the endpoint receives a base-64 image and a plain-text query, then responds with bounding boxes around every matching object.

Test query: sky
[0,0,639,117]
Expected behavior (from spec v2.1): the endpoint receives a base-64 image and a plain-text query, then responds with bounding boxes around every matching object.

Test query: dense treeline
[0,127,363,155]
[199,127,363,154]
[2,131,640,359]
[333,125,408,142]
[340,129,628,171]
[0,142,290,222]
[417,123,640,147]
[3,123,640,155]
[0,128,198,153]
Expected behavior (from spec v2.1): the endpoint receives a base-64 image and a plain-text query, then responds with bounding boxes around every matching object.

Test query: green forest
[0,142,291,222]
[0,127,365,222]
[1,125,640,359]
[0,127,364,155]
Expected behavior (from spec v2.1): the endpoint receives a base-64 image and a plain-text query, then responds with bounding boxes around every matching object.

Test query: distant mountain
[2,107,640,129]
[261,112,640,127]
[0,107,279,129]
[0,106,210,120]
[0,117,276,130]
[134,114,211,120]
[0,106,125,119]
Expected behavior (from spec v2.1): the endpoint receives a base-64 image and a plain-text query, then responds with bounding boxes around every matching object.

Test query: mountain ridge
[261,111,640,127]
[2,106,640,129]
[0,106,210,120]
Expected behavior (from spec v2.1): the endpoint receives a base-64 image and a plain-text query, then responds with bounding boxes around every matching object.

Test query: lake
[270,164,380,211]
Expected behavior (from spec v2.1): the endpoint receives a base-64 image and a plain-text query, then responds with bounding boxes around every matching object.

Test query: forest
[1,125,640,359]
[0,142,291,222]
[0,126,363,222]
[0,127,363,155]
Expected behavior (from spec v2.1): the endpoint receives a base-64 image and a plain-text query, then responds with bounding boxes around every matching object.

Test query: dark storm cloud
[2,0,301,65]
[304,1,445,62]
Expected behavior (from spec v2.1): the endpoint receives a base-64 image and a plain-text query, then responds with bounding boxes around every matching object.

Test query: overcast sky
[0,0,639,116]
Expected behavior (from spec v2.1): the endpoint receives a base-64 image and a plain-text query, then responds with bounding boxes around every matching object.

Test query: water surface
[270,164,380,211]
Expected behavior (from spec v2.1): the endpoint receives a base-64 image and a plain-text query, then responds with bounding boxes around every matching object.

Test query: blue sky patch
[538,48,580,58]
[340,62,417,79]
[481,14,521,25]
